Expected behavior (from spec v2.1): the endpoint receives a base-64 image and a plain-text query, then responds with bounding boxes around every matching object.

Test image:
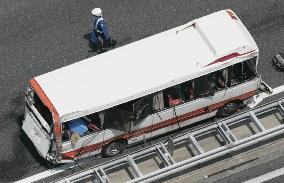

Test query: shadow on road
[83,32,118,57]
[83,32,94,51]
[0,93,51,182]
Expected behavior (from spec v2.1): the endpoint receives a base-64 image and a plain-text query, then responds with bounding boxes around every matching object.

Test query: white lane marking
[247,84,284,109]
[14,163,82,183]
[243,166,284,183]
[272,84,284,95]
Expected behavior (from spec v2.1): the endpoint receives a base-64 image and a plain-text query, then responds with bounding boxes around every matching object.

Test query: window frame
[228,57,257,87]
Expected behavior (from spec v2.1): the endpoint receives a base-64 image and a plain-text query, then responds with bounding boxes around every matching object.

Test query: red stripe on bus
[226,10,238,20]
[205,51,255,67]
[62,90,256,159]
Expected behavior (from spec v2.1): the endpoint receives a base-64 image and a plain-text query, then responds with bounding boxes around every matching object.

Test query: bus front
[22,79,61,163]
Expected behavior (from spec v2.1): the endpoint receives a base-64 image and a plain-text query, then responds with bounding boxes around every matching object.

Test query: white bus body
[22,10,268,163]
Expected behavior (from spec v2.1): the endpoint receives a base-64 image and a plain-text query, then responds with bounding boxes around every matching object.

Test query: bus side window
[214,69,228,90]
[163,85,184,108]
[103,108,132,132]
[181,80,195,101]
[194,75,215,99]
[84,113,102,131]
[245,57,257,77]
[229,57,257,87]
[62,118,89,142]
[133,96,154,121]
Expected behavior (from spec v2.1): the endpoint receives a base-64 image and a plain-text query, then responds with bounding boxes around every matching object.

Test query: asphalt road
[211,149,284,183]
[0,0,284,182]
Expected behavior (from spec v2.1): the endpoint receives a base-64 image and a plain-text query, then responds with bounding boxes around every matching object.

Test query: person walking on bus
[90,8,116,52]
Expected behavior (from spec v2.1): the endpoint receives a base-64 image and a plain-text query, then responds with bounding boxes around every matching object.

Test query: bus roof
[34,9,258,122]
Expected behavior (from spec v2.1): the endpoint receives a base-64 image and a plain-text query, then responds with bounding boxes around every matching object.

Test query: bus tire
[102,140,127,157]
[217,101,240,118]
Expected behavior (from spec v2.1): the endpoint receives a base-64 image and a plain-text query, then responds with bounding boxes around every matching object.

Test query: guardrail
[54,97,284,183]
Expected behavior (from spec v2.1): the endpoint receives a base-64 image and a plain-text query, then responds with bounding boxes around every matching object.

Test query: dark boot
[104,38,117,48]
[89,42,98,52]
[90,39,105,52]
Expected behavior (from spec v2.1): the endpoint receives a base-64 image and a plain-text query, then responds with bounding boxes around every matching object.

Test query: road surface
[0,0,284,182]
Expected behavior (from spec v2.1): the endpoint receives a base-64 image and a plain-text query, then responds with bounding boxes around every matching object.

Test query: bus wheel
[102,140,127,157]
[217,101,240,118]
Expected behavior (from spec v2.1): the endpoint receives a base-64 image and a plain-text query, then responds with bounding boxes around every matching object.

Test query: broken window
[180,80,195,101]
[163,85,185,108]
[62,113,103,142]
[214,69,228,89]
[114,98,140,113]
[103,108,132,132]
[229,57,257,86]
[84,113,103,131]
[133,95,153,120]
[194,75,215,99]
[179,69,228,102]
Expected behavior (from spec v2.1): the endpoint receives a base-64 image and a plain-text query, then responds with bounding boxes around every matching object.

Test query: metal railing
[54,98,284,183]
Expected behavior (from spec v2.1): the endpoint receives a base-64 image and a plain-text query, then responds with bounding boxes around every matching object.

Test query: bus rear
[22,79,63,163]
[22,84,54,160]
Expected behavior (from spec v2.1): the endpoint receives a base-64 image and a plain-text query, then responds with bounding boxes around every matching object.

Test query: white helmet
[91,8,102,16]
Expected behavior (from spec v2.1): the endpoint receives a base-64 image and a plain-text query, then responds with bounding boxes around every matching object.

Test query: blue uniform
[91,16,110,45]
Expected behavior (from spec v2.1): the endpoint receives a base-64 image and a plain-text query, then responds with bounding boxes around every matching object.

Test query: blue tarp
[67,118,88,136]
